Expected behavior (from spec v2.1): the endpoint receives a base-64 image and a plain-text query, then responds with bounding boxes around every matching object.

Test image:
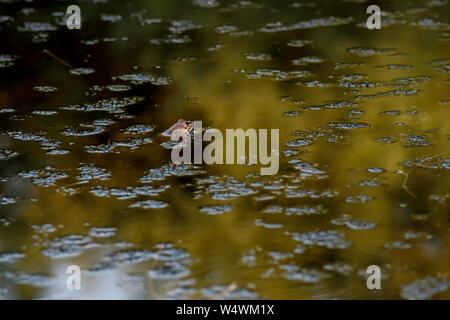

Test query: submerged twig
[398,167,417,199]
[61,180,89,188]
[398,151,449,199]
[43,49,73,68]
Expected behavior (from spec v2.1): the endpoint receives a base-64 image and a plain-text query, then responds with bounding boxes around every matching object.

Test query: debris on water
[328,122,371,130]
[0,0,448,300]
[402,134,432,147]
[192,0,220,8]
[282,267,330,283]
[89,250,157,272]
[199,204,233,215]
[70,68,95,75]
[292,230,352,249]
[384,241,412,250]
[148,261,190,279]
[260,16,353,33]
[287,39,314,47]
[77,164,111,182]
[112,73,174,85]
[18,22,57,32]
[0,252,25,263]
[32,110,58,115]
[89,227,117,238]
[41,234,100,259]
[323,263,353,276]
[345,195,374,204]
[129,200,168,209]
[244,53,272,61]
[347,47,396,57]
[202,285,258,299]
[331,215,377,230]
[18,167,68,187]
[0,54,18,68]
[62,96,145,114]
[285,138,313,148]
[401,277,449,299]
[255,218,283,229]
[85,137,152,153]
[6,272,55,287]
[285,205,327,216]
[0,149,19,160]
[123,124,154,135]
[33,85,57,92]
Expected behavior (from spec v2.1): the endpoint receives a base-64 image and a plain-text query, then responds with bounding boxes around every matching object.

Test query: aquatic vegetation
[0,0,448,300]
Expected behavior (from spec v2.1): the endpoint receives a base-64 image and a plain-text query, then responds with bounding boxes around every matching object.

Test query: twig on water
[398,151,449,199]
[398,167,417,199]
[43,49,73,68]
[61,180,89,188]
[213,282,238,300]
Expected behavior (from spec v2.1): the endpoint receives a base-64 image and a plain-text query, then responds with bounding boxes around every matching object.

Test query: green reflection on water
[0,0,449,299]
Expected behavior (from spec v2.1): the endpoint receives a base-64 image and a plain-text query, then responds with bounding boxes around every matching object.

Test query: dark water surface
[0,0,449,299]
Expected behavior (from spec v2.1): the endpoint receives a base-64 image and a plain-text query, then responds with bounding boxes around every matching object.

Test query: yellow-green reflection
[0,0,448,299]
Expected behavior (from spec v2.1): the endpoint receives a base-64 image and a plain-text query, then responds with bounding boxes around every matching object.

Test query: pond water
[0,0,449,299]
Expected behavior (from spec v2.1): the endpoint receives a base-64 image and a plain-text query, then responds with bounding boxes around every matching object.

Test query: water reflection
[0,0,449,299]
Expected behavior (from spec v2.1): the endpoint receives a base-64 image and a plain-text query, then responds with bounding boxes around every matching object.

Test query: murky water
[0,0,449,299]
